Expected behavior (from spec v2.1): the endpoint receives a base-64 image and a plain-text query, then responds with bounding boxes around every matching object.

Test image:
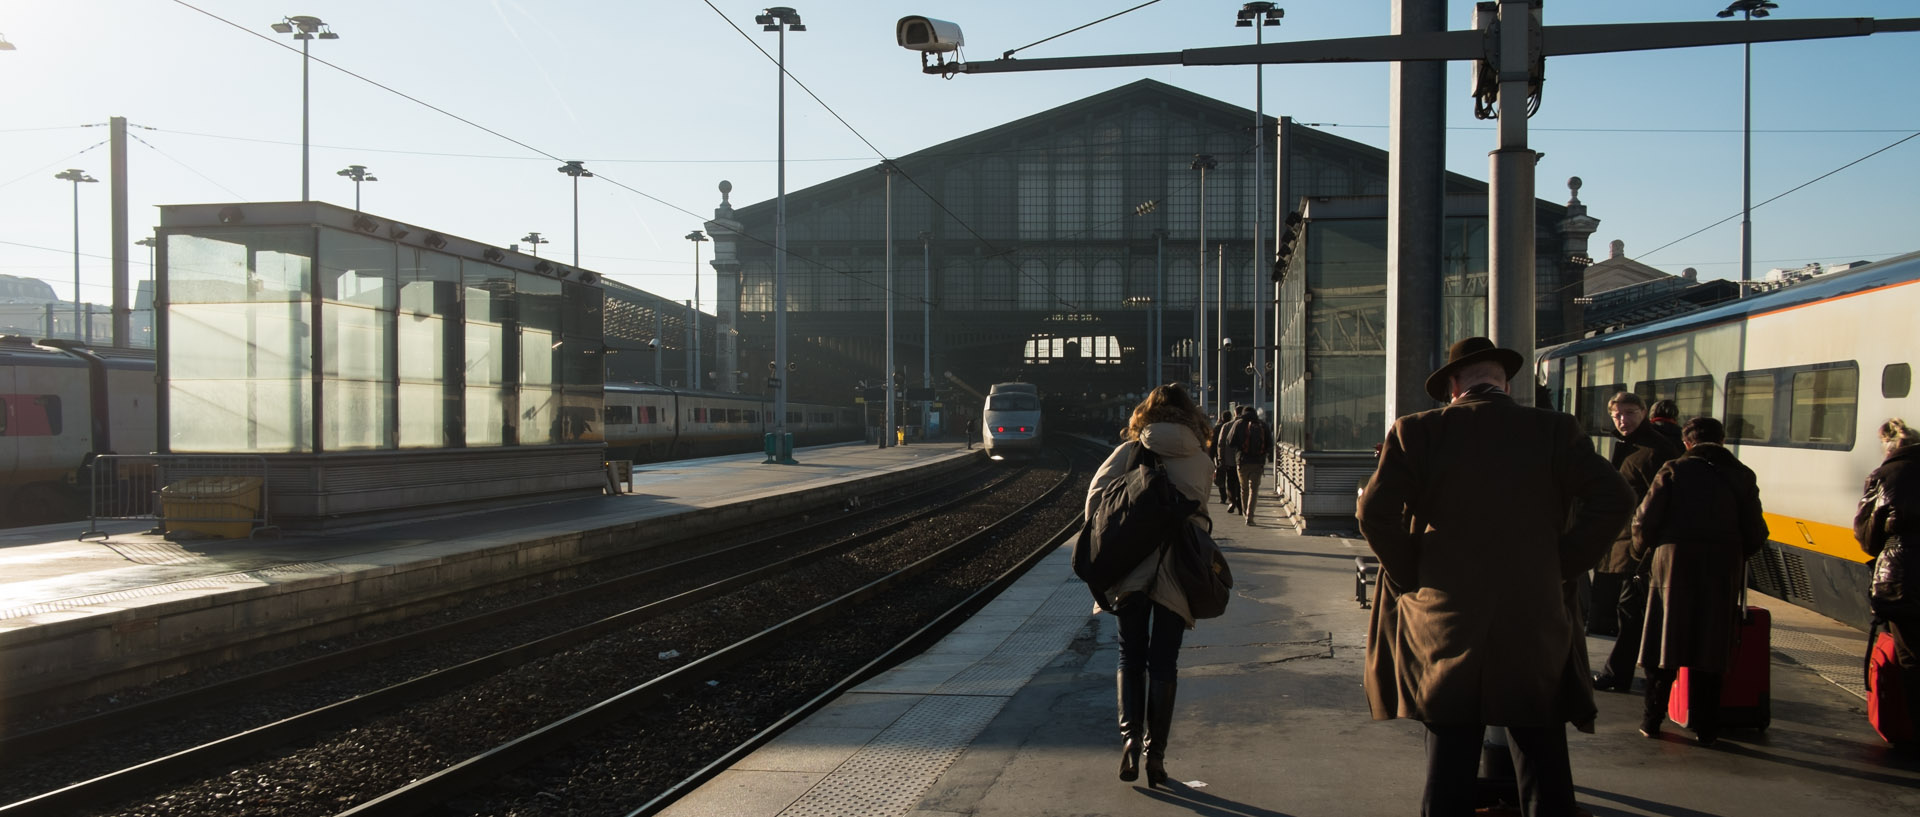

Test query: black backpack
[1232,419,1270,462]
[1073,442,1202,609]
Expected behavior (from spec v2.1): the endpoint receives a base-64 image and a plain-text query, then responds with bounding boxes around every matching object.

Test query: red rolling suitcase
[1670,604,1771,732]
[1867,622,1914,746]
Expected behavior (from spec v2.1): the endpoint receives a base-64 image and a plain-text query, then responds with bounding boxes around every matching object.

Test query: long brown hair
[1124,384,1211,446]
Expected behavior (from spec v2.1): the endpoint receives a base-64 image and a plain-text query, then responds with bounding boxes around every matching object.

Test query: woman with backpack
[1083,384,1215,787]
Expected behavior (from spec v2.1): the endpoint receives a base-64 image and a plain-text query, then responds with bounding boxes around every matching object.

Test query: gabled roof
[731,78,1555,221]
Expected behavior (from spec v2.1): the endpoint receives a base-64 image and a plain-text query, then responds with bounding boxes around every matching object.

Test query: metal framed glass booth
[156,202,607,527]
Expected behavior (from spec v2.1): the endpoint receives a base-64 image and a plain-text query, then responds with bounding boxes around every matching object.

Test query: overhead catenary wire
[1639,130,1920,261]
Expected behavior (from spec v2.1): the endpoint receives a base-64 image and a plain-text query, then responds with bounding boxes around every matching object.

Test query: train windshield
[987,393,1040,412]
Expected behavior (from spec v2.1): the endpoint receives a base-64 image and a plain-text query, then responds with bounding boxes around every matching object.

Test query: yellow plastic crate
[160,476,262,539]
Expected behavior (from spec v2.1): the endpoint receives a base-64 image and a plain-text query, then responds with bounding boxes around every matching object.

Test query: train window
[1631,376,1713,423]
[1575,384,1624,436]
[0,395,60,436]
[1723,373,1774,443]
[605,405,634,425]
[745,410,758,423]
[1789,366,1857,448]
[728,409,743,423]
[788,411,802,424]
[1885,363,1912,399]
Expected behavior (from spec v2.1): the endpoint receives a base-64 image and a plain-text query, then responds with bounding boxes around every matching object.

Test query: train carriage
[1540,251,1920,629]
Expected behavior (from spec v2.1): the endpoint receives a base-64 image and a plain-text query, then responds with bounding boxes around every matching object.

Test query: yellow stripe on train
[1763,511,1869,564]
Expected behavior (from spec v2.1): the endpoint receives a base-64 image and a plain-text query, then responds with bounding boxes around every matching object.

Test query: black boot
[1144,678,1178,788]
[1117,669,1144,781]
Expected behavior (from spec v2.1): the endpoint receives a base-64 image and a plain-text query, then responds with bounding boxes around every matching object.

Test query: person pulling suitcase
[1628,417,1768,745]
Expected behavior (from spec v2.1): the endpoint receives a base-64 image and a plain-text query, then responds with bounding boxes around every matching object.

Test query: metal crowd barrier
[83,454,277,541]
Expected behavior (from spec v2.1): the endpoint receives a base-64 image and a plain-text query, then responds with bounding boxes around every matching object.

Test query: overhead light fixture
[578,272,598,285]
[423,233,447,250]
[352,214,379,233]
[389,224,411,240]
[217,206,246,224]
[482,248,505,262]
[534,260,553,275]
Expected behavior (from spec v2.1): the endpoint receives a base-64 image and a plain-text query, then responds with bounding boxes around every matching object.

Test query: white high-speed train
[1540,251,1920,630]
[982,382,1043,460]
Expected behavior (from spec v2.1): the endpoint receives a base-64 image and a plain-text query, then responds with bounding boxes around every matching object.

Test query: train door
[0,362,15,478]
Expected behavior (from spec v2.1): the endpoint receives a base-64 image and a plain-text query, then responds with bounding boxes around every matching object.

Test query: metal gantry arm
[926,16,1918,75]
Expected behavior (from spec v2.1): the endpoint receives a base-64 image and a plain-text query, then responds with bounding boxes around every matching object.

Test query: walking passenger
[1856,417,1920,745]
[1594,391,1682,688]
[1631,417,1768,744]
[1230,405,1273,526]
[1358,338,1634,817]
[1213,410,1241,513]
[965,417,978,450]
[1085,385,1216,788]
[1648,399,1684,448]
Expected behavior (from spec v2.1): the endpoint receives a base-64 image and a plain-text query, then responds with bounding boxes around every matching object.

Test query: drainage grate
[1773,628,1868,700]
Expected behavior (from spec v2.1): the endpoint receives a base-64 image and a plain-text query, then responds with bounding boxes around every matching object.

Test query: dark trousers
[1600,573,1649,685]
[1422,723,1576,817]
[1588,571,1623,636]
[1215,465,1240,509]
[1890,615,1920,741]
[1115,597,1186,682]
[1645,666,1723,735]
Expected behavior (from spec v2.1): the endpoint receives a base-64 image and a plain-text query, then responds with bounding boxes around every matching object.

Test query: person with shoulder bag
[1080,384,1217,788]
[1855,418,1920,745]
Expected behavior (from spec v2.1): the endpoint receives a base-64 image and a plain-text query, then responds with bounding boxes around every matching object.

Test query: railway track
[1,448,1087,816]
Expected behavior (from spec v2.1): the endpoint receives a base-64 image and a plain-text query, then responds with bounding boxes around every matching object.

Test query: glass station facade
[159,203,603,454]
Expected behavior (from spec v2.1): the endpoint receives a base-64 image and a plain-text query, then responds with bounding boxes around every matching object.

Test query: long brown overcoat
[1630,442,1768,672]
[1358,389,1634,726]
[1598,422,1682,574]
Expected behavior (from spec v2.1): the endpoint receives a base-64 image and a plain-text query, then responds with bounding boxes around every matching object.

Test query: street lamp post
[919,230,932,437]
[757,6,805,464]
[269,16,339,202]
[1191,154,1216,413]
[336,164,376,210]
[1719,0,1778,295]
[687,230,708,389]
[879,163,896,448]
[521,232,548,258]
[1238,3,1282,408]
[556,161,593,268]
[136,235,157,346]
[55,168,98,341]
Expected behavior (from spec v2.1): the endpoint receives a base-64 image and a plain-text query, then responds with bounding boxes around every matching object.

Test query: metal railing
[83,454,276,541]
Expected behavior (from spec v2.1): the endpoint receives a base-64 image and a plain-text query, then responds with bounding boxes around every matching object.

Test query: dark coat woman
[1084,384,1214,788]
[1853,418,1920,743]
[1632,442,1767,670]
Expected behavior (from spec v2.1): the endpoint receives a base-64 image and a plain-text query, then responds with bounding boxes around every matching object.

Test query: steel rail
[0,458,993,762]
[335,452,1075,817]
[629,508,1085,816]
[0,461,1017,817]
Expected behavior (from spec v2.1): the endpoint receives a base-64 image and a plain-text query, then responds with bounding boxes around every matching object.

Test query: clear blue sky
[3,0,1914,312]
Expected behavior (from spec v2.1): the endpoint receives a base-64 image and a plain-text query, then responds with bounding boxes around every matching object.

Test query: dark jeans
[1422,723,1576,817]
[1115,597,1186,682]
[1645,666,1723,735]
[1215,465,1240,509]
[1600,573,1649,685]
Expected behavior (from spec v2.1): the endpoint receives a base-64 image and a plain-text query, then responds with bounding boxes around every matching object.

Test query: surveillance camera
[648,339,659,350]
[897,16,963,53]
[1222,337,1235,351]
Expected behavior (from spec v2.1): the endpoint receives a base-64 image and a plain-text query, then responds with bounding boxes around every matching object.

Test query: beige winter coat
[1085,422,1215,626]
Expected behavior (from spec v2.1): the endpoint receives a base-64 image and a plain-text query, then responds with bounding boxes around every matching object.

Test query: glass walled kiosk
[157,202,607,528]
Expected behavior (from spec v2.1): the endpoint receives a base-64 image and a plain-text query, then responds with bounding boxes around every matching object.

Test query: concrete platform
[0,442,979,708]
[660,493,1920,817]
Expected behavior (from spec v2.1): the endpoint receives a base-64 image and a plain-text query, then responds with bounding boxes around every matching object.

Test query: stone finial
[1683,267,1698,281]
[1609,239,1625,259]
[718,180,732,205]
[1568,176,1582,203]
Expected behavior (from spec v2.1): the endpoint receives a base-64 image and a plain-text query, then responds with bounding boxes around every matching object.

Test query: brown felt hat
[1424,336,1525,402]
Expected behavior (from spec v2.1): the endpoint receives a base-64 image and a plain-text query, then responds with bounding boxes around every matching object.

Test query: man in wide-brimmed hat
[1358,337,1634,816]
